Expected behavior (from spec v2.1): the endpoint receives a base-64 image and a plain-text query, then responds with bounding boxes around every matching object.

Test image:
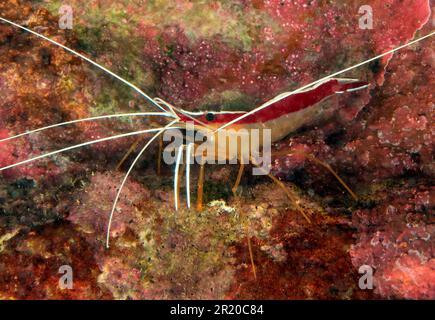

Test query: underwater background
[0,0,433,299]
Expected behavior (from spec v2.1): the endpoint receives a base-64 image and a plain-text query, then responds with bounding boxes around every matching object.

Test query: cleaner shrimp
[0,16,434,250]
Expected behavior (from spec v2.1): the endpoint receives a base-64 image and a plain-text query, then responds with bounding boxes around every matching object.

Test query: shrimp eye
[205,113,215,122]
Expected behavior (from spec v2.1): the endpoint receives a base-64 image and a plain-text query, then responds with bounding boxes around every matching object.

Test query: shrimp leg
[232,163,245,195]
[115,137,142,170]
[106,119,178,248]
[196,161,206,212]
[157,136,164,176]
[249,156,311,223]
[271,149,358,200]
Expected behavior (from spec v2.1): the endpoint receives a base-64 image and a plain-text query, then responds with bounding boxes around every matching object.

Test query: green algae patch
[44,1,157,114]
[199,90,256,112]
[45,0,279,54]
[145,1,256,50]
[142,205,244,298]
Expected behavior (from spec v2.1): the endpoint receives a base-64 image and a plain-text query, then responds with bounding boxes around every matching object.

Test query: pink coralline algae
[269,20,434,300]
[272,26,433,186]
[138,0,431,110]
[337,42,434,183]
[68,171,151,247]
[350,185,434,299]
[0,129,49,180]
[0,0,434,300]
[343,34,434,299]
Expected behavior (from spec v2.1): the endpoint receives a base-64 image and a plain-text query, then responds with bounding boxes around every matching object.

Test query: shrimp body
[0,16,432,246]
[175,78,368,162]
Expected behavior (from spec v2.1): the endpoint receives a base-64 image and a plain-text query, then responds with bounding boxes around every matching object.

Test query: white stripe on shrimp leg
[174,144,184,211]
[0,112,175,143]
[106,119,178,248]
[185,143,194,209]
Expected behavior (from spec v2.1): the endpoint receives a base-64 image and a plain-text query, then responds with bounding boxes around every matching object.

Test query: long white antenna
[0,17,167,113]
[185,143,193,209]
[105,119,177,248]
[0,127,173,171]
[215,30,435,133]
[174,144,184,211]
[0,112,175,143]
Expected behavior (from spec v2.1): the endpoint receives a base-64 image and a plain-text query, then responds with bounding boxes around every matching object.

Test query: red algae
[227,211,375,299]
[350,184,434,299]
[0,223,112,299]
[0,129,53,180]
[0,0,433,300]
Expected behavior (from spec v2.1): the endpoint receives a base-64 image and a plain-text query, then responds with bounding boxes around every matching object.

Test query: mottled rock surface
[0,0,433,299]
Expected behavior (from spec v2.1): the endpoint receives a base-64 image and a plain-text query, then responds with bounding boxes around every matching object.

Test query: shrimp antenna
[154,97,214,130]
[0,126,173,172]
[106,119,178,248]
[0,112,175,143]
[154,98,178,118]
[0,17,169,114]
[174,145,184,211]
[185,143,194,208]
[215,30,435,132]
